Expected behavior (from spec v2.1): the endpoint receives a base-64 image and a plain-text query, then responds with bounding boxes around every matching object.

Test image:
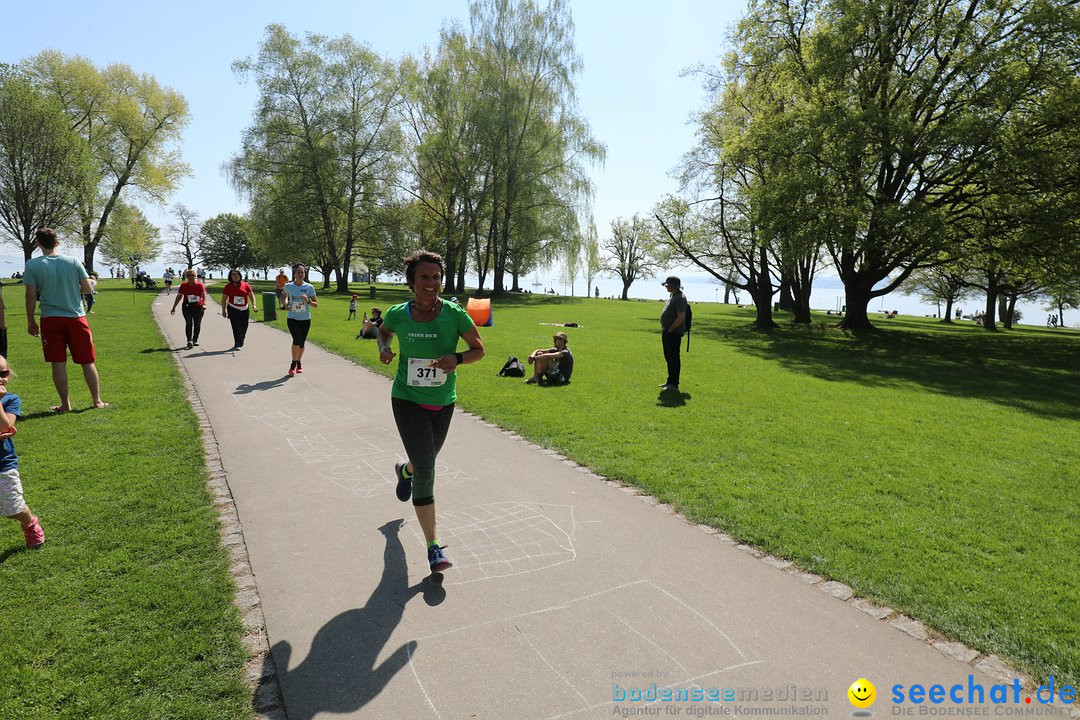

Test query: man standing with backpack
[659,276,688,391]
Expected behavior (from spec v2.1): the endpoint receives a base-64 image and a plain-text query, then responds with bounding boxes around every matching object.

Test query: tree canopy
[27,51,189,274]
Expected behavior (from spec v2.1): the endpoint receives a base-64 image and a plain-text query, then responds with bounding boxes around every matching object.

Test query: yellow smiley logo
[848,678,876,708]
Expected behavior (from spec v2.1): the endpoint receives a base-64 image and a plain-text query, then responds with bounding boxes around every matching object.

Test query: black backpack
[498,356,526,377]
[684,303,693,352]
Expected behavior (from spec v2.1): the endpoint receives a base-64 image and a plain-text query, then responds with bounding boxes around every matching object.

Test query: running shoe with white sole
[428,544,452,573]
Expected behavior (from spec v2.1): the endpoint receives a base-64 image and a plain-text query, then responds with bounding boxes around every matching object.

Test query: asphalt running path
[151,293,1022,720]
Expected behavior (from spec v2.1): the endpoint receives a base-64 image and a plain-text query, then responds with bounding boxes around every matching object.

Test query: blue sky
[2,0,742,243]
[4,2,1055,320]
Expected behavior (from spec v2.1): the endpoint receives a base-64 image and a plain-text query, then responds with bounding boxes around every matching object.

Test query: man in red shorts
[23,228,107,412]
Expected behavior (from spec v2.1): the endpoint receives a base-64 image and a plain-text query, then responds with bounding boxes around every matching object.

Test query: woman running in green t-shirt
[377,250,484,573]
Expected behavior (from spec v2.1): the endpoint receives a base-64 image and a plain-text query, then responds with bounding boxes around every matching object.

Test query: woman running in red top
[221,269,257,351]
[170,269,207,349]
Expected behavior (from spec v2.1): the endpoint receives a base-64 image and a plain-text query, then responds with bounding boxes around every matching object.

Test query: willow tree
[582,216,602,299]
[401,29,492,293]
[468,0,604,295]
[231,26,403,291]
[27,51,189,273]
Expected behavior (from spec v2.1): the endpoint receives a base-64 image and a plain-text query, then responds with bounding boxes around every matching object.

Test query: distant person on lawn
[525,331,574,385]
[275,269,289,309]
[659,275,687,391]
[23,228,107,412]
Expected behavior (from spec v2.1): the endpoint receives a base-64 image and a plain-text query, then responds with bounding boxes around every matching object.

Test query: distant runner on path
[170,269,207,349]
[377,250,485,574]
[221,269,257,351]
[284,264,317,375]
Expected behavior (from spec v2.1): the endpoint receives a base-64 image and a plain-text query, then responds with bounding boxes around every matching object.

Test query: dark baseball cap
[662,276,681,288]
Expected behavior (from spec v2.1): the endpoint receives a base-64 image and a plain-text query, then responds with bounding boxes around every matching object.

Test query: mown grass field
[255,280,1079,687]
[0,280,250,719]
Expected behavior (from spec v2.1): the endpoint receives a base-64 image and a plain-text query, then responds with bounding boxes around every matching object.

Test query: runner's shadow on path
[260,519,444,719]
[234,377,292,394]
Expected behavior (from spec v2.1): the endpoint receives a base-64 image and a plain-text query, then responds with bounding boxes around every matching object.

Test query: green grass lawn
[0,280,250,719]
[256,281,1079,687]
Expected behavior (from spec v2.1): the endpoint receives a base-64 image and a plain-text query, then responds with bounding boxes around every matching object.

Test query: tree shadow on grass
[703,321,1080,421]
[259,519,443,720]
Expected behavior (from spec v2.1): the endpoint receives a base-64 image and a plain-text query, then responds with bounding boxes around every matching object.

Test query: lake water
[0,251,1067,329]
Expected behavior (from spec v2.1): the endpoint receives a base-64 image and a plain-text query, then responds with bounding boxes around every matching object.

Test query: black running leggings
[182,304,204,343]
[391,397,454,506]
[227,306,250,347]
[287,318,311,348]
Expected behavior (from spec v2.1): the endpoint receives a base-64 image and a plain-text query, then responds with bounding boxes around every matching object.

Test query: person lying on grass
[525,332,574,385]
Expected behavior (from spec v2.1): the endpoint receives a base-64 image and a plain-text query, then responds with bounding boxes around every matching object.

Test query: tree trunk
[1059,301,1066,328]
[723,283,732,304]
[997,294,1008,325]
[621,278,632,300]
[942,296,954,323]
[982,276,998,330]
[443,252,457,295]
[836,283,874,331]
[791,286,812,324]
[83,241,99,275]
[778,278,794,311]
[1004,293,1018,330]
[751,247,778,329]
[334,263,349,293]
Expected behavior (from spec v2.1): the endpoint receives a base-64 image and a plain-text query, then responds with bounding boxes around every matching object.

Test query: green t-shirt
[383,299,476,406]
[23,254,89,318]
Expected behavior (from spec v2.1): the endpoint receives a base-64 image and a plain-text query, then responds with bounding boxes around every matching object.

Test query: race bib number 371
[407,358,447,387]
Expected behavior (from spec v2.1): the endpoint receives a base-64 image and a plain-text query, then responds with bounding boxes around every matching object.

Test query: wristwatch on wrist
[455,352,464,365]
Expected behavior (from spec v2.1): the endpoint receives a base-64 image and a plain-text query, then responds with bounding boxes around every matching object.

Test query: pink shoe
[288,365,297,375]
[295,364,303,374]
[23,516,44,549]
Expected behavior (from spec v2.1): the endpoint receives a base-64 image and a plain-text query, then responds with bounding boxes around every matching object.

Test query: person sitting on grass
[357,307,383,339]
[525,331,574,385]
